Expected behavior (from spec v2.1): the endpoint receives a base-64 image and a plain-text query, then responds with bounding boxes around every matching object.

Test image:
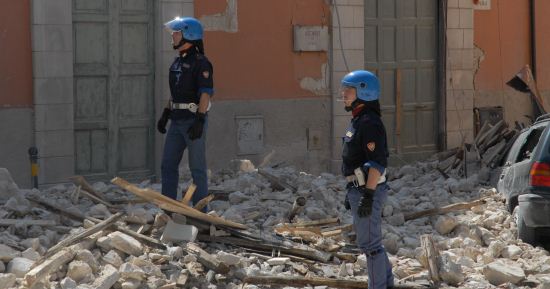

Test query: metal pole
[28,147,38,189]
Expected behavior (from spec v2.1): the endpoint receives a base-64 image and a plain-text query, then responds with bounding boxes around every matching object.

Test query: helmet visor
[339,85,356,102]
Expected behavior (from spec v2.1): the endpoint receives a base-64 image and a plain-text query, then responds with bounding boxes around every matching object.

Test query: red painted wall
[535,0,550,90]
[196,0,330,100]
[0,0,33,107]
[474,0,531,90]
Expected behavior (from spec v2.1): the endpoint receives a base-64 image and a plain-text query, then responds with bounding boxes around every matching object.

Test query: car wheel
[506,196,518,214]
[515,206,537,245]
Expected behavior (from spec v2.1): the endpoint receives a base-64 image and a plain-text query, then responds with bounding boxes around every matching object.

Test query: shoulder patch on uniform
[346,131,353,138]
[367,142,375,152]
[202,71,210,79]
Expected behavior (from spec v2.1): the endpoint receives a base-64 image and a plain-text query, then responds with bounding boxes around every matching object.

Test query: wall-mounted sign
[474,0,491,10]
[293,26,329,52]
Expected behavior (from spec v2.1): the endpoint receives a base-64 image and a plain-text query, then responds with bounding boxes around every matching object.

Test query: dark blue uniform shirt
[168,49,214,119]
[342,108,389,176]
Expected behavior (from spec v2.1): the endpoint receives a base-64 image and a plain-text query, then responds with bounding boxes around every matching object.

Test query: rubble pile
[0,155,548,289]
[438,120,519,176]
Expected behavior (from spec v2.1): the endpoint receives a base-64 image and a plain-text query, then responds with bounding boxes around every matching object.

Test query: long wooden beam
[111,177,247,229]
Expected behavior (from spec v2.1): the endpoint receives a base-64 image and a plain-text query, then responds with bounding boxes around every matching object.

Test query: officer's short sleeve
[360,120,387,173]
[197,59,214,96]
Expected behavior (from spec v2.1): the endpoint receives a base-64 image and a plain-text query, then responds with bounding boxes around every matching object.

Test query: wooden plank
[198,235,332,263]
[25,247,76,287]
[420,234,440,283]
[111,177,247,229]
[275,225,322,236]
[88,217,166,250]
[181,184,197,205]
[33,212,123,269]
[257,169,297,192]
[27,196,86,221]
[69,175,108,201]
[184,242,229,274]
[287,197,306,222]
[396,68,402,154]
[404,198,488,221]
[242,275,435,289]
[0,219,56,226]
[194,194,214,211]
[282,217,340,228]
[80,186,114,207]
[320,224,353,237]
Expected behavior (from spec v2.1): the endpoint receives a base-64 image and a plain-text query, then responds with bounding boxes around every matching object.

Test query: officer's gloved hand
[357,187,375,218]
[188,112,206,140]
[157,108,171,134]
[344,194,351,210]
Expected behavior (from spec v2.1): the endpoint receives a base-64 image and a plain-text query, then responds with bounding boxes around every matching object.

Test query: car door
[499,123,548,210]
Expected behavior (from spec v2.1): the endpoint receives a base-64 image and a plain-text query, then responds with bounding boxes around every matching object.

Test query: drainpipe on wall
[530,0,536,79]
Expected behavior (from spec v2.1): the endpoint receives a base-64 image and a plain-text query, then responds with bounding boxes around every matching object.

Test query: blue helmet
[341,70,380,102]
[164,17,203,41]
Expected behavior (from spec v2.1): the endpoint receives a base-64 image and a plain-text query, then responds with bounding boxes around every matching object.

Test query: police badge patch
[367,142,375,152]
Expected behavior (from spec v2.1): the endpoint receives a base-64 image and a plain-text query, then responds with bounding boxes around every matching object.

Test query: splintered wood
[111,177,246,229]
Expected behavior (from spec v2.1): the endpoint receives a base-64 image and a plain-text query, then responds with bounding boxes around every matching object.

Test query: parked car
[497,114,550,245]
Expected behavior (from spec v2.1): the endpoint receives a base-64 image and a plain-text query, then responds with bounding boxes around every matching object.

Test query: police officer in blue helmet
[340,70,394,289]
[157,17,214,211]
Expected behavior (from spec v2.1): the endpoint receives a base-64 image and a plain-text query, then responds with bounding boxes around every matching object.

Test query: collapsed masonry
[0,149,548,288]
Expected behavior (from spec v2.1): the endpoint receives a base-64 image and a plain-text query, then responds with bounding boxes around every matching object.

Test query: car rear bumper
[519,193,550,227]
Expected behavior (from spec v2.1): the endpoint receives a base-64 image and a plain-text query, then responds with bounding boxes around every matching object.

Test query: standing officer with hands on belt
[157,17,214,211]
[340,70,394,289]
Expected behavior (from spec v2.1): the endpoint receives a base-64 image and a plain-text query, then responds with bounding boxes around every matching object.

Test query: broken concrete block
[167,246,183,259]
[439,254,464,286]
[87,204,112,218]
[21,248,40,261]
[125,206,154,225]
[60,277,77,289]
[5,195,31,215]
[501,245,522,260]
[6,257,33,278]
[160,221,198,243]
[121,278,141,289]
[96,236,114,251]
[119,262,146,281]
[75,249,99,273]
[108,232,143,256]
[386,213,405,227]
[488,240,505,258]
[267,257,290,266]
[382,205,393,217]
[129,258,163,278]
[0,169,19,200]
[91,265,120,289]
[217,252,241,266]
[0,273,16,289]
[147,276,168,288]
[228,191,250,205]
[483,261,525,285]
[229,159,256,173]
[0,244,20,262]
[183,255,197,263]
[435,215,458,235]
[305,207,325,220]
[475,227,496,246]
[102,250,123,269]
[67,260,93,283]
